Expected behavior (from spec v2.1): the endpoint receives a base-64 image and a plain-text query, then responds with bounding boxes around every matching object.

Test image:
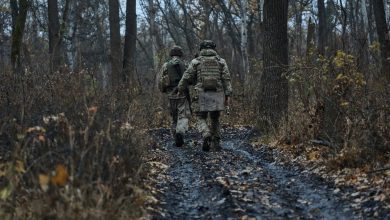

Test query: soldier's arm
[220,59,233,96]
[178,60,196,93]
[158,63,168,92]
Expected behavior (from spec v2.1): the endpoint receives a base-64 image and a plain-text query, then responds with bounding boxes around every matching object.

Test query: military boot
[212,137,221,151]
[175,133,184,147]
[202,136,211,151]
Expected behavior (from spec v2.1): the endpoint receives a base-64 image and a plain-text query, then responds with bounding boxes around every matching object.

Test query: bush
[283,50,390,166]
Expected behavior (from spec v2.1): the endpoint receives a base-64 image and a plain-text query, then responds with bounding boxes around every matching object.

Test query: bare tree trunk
[361,0,371,44]
[68,0,81,71]
[123,0,137,86]
[109,0,122,88]
[200,0,211,39]
[372,0,390,81]
[148,0,164,89]
[357,0,370,72]
[240,0,249,82]
[10,0,28,71]
[148,0,159,73]
[367,0,376,47]
[259,0,264,22]
[247,14,255,58]
[259,0,289,131]
[294,1,303,57]
[339,0,348,50]
[306,17,315,57]
[10,0,18,32]
[0,10,4,67]
[96,8,109,91]
[318,0,327,55]
[48,0,61,71]
[348,0,357,51]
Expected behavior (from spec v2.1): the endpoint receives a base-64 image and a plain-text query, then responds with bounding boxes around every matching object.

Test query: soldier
[159,46,191,147]
[177,40,232,151]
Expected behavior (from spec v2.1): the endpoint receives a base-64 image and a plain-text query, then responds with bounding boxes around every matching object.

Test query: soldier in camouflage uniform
[177,40,232,151]
[159,46,191,147]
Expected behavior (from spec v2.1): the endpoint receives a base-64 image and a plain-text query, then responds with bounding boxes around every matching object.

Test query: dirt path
[148,127,379,219]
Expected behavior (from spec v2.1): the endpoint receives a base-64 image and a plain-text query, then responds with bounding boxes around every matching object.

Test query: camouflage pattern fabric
[196,111,220,139]
[177,49,232,113]
[177,46,232,150]
[159,56,190,136]
[159,56,185,94]
[170,96,191,135]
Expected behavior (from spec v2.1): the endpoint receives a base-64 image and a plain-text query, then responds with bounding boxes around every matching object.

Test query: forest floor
[143,126,390,220]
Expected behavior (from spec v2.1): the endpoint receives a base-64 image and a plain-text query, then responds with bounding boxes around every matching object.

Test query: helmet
[199,40,216,50]
[169,45,183,57]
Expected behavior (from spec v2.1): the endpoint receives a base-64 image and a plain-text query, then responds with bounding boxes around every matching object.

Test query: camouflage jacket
[178,49,232,95]
[177,49,233,112]
[158,56,186,97]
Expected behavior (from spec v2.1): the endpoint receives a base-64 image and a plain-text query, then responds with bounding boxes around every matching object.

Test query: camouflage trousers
[195,111,220,140]
[169,97,190,135]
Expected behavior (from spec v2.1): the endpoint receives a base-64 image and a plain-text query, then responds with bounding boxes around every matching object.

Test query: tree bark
[259,0,289,131]
[200,0,211,39]
[10,0,28,71]
[10,0,18,32]
[240,0,249,82]
[294,1,303,57]
[148,0,160,73]
[306,17,315,57]
[356,0,370,72]
[123,0,137,85]
[372,0,390,81]
[318,0,327,55]
[109,0,122,88]
[48,0,61,71]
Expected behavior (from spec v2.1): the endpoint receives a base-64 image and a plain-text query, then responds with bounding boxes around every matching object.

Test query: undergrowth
[0,67,153,219]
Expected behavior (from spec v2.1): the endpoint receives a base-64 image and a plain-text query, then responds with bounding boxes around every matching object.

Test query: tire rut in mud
[150,127,358,219]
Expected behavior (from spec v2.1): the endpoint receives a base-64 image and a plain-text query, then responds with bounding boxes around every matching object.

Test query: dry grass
[0,67,153,219]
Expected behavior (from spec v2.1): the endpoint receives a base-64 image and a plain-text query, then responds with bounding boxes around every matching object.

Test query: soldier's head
[169,45,183,57]
[199,40,216,51]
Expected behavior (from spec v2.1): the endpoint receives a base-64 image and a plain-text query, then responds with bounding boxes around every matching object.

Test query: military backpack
[198,56,221,91]
[198,56,225,112]
[161,58,185,92]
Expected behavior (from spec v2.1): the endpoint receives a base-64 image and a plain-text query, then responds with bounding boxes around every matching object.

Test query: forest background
[0,0,389,218]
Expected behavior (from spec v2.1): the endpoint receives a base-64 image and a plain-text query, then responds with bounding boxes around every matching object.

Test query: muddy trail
[147,127,378,219]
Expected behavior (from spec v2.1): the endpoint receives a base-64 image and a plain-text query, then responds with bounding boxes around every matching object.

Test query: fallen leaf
[374,193,386,202]
[351,192,360,197]
[216,198,226,205]
[307,150,320,161]
[39,174,50,192]
[26,126,46,133]
[51,164,69,186]
[15,160,26,173]
[0,185,12,200]
[16,134,25,141]
[215,176,230,187]
[88,106,98,114]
